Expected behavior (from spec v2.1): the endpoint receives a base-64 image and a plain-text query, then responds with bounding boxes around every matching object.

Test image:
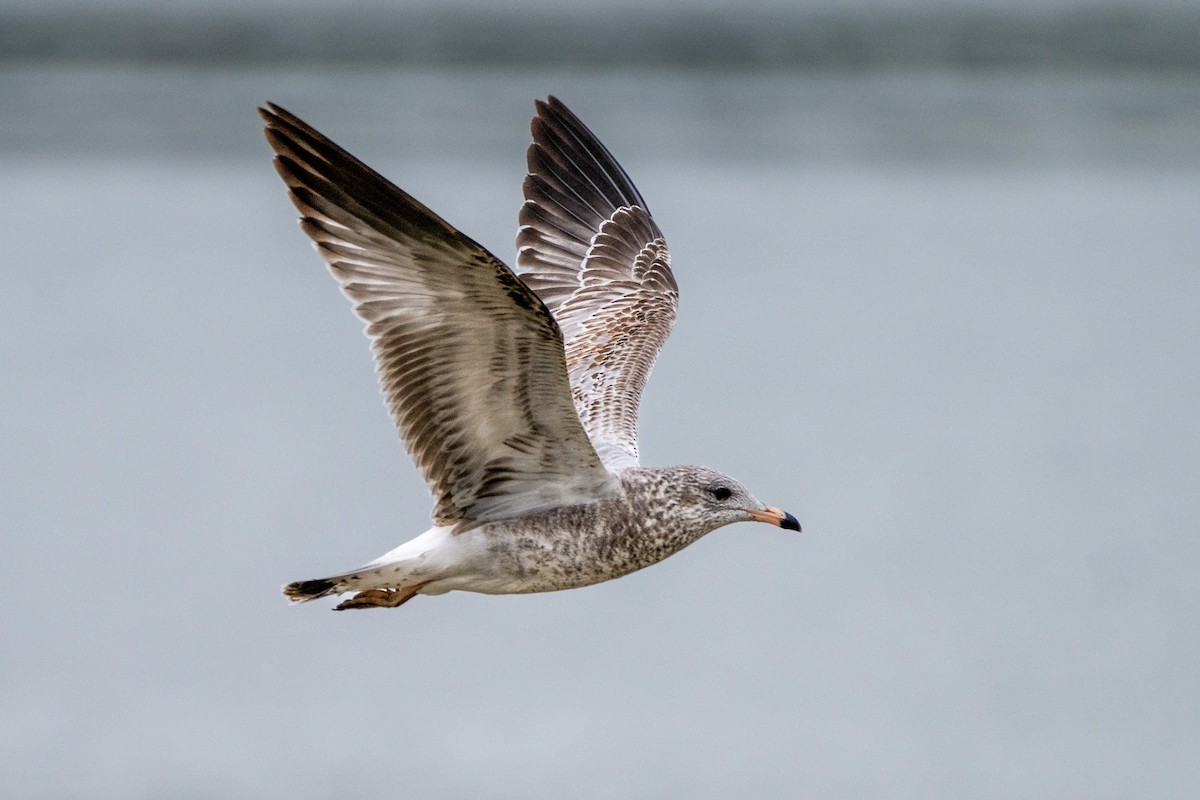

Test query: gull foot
[334,586,422,611]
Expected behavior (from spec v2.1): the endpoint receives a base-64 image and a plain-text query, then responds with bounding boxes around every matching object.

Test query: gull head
[638,465,801,535]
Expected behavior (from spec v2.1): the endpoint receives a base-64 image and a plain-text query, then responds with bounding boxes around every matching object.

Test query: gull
[261,97,800,610]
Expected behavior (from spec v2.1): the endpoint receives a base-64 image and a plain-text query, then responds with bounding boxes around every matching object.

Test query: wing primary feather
[535,97,649,213]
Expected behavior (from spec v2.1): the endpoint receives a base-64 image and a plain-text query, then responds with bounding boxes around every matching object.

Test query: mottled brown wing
[261,103,616,525]
[516,97,679,472]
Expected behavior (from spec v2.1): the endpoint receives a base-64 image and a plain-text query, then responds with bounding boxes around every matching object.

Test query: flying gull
[261,97,800,610]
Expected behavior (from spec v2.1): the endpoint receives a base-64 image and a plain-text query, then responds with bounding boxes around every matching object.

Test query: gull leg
[334,583,427,611]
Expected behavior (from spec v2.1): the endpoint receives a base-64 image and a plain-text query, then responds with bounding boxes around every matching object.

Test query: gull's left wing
[261,103,617,526]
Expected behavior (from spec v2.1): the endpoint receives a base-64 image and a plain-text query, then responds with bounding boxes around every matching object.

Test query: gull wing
[261,103,616,526]
[516,97,678,472]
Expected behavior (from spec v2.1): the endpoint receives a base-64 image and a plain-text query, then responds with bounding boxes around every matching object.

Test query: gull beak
[747,506,802,532]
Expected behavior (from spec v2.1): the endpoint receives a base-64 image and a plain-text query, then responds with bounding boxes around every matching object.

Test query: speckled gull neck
[261,97,800,611]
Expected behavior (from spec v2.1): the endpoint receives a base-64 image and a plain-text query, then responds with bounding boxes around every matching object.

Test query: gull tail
[281,567,393,606]
[282,526,453,609]
[283,578,338,604]
[282,571,425,611]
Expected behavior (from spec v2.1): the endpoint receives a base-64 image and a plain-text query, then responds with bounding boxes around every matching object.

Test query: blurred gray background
[2,0,1198,797]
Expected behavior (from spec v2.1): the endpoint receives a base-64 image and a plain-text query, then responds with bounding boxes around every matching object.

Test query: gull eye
[710,486,733,502]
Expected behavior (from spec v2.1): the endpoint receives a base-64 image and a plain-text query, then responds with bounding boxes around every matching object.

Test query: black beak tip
[781,512,802,532]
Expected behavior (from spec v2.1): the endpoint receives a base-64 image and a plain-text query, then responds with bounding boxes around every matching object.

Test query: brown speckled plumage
[465,468,760,593]
[264,98,800,611]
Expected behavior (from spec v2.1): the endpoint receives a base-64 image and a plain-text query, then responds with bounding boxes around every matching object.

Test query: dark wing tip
[526,95,653,225]
[258,101,293,128]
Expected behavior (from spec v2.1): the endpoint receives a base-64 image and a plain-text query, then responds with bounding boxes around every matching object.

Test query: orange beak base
[748,506,802,532]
